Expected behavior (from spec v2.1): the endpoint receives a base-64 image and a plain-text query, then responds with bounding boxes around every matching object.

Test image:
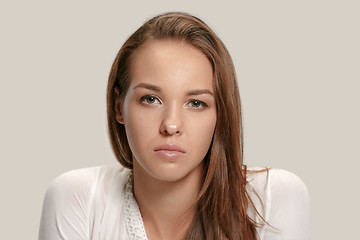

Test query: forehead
[128,39,214,90]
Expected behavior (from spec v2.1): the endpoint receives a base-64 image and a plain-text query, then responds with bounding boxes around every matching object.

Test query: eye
[138,95,161,105]
[187,99,208,109]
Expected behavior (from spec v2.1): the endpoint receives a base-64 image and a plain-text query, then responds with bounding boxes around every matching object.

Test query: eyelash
[138,95,161,105]
[138,95,208,109]
[187,99,208,109]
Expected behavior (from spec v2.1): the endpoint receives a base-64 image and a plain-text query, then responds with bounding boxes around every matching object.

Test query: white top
[38,164,311,240]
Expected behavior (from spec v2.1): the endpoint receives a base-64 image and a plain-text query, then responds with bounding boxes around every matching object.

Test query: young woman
[39,12,311,240]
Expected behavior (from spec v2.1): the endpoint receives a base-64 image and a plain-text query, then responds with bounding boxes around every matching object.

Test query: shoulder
[246,167,311,239]
[47,165,100,193]
[267,168,309,200]
[39,163,130,239]
[43,163,131,207]
[45,164,127,197]
[246,167,309,199]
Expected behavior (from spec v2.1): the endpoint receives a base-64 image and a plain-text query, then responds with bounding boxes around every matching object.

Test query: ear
[114,87,125,124]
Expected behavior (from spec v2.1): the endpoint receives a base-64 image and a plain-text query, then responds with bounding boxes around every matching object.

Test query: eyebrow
[133,83,214,96]
[134,83,161,92]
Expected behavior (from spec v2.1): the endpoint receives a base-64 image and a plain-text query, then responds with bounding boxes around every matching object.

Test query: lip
[154,144,186,159]
[154,144,186,153]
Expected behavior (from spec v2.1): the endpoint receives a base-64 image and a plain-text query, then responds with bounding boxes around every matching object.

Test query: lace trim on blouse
[123,171,149,240]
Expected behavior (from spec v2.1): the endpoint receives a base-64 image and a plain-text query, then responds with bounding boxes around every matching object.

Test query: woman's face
[116,39,217,182]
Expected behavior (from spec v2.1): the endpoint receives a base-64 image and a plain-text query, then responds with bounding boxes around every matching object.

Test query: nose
[160,104,183,136]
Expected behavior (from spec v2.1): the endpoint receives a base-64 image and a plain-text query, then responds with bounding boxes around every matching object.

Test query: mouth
[154,144,186,159]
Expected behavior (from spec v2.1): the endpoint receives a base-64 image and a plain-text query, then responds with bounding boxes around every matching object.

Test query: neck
[133,161,203,240]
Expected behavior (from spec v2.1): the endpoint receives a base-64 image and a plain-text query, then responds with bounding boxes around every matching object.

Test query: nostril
[161,124,181,135]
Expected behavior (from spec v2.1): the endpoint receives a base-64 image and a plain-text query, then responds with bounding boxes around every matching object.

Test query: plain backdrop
[1,0,359,239]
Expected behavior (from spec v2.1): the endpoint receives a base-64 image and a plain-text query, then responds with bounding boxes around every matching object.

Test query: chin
[150,165,189,182]
[153,174,185,183]
[149,162,203,183]
[133,156,204,183]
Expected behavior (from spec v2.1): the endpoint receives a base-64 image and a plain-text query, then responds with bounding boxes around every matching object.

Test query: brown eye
[192,101,201,108]
[146,96,156,103]
[188,100,208,109]
[139,95,161,105]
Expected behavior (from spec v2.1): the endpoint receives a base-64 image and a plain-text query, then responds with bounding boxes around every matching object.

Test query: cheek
[203,118,217,146]
[123,103,158,154]
[187,112,217,155]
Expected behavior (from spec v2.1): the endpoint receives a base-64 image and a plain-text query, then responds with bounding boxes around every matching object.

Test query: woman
[39,12,311,240]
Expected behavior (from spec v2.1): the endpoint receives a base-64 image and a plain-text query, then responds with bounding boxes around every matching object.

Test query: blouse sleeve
[38,168,96,240]
[262,169,311,240]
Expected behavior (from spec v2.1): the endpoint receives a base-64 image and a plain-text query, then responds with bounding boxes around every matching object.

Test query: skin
[115,39,217,240]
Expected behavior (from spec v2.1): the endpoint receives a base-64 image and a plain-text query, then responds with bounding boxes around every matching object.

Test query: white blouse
[38,164,311,240]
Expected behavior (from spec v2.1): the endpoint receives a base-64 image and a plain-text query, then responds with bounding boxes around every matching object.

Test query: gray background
[1,0,359,239]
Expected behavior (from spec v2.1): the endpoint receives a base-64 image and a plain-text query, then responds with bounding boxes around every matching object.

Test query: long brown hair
[107,12,263,239]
